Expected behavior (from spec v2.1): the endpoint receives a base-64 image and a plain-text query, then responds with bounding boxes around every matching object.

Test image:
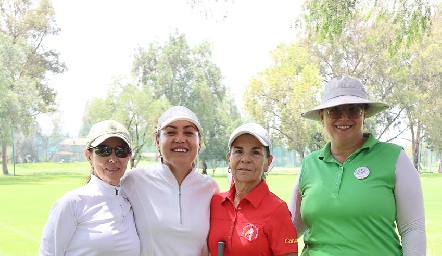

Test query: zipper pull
[116,188,118,195]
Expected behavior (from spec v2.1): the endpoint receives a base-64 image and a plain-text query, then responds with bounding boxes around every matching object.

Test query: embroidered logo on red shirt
[241,224,259,241]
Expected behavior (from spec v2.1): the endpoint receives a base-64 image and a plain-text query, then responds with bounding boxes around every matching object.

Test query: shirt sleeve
[267,203,298,255]
[39,195,79,256]
[288,170,305,238]
[395,150,426,256]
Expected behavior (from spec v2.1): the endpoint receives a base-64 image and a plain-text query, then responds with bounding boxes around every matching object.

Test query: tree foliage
[300,0,434,50]
[0,0,65,174]
[83,78,169,168]
[243,43,323,160]
[132,31,241,170]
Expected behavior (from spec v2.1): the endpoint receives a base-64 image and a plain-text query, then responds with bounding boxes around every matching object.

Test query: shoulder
[196,173,220,192]
[122,164,159,182]
[49,186,88,212]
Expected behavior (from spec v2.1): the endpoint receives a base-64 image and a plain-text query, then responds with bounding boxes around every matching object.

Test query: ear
[225,152,231,165]
[84,149,92,164]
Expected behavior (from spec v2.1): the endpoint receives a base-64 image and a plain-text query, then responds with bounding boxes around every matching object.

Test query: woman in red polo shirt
[208,123,298,256]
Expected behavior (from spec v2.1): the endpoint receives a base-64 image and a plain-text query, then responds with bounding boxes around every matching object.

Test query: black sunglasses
[326,105,365,119]
[90,146,131,158]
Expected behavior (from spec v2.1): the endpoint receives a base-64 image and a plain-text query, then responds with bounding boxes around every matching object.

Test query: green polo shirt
[299,133,402,256]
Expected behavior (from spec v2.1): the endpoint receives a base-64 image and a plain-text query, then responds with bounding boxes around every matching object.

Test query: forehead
[164,120,198,130]
[232,134,263,148]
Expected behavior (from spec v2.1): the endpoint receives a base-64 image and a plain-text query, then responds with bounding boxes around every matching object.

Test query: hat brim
[301,96,389,121]
[89,133,131,148]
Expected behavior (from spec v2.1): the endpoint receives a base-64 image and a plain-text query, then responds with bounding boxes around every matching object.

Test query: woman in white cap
[39,120,140,256]
[289,75,426,255]
[120,106,220,256]
[208,123,298,256]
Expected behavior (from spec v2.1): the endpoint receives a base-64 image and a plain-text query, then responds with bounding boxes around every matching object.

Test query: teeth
[173,148,187,152]
[336,125,351,129]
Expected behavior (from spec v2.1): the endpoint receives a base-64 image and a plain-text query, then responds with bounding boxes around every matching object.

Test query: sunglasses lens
[93,146,130,158]
[327,107,343,119]
[115,147,130,158]
[94,146,112,157]
[348,106,362,119]
[327,105,363,119]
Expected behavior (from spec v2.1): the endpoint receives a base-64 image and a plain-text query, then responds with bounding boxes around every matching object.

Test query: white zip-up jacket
[121,164,219,256]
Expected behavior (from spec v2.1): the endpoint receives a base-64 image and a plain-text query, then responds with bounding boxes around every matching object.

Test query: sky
[40,0,303,136]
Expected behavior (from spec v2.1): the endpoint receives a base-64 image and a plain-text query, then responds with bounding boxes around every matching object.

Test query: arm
[395,150,426,256]
[39,196,78,256]
[288,171,305,237]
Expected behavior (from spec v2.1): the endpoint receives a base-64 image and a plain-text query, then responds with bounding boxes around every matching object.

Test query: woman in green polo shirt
[289,75,426,255]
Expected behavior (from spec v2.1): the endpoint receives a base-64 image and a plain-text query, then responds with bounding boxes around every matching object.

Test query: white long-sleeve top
[39,174,140,256]
[120,164,220,256]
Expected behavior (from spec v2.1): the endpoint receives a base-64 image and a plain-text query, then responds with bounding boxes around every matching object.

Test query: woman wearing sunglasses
[289,76,426,255]
[39,120,140,256]
[120,106,220,256]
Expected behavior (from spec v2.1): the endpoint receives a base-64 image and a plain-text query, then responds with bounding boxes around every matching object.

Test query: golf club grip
[217,241,225,256]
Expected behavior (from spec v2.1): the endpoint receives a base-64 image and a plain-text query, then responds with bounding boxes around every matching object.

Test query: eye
[184,131,196,136]
[233,149,243,154]
[166,131,176,136]
[252,149,263,156]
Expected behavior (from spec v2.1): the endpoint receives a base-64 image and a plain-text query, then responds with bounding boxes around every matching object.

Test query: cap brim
[301,96,389,121]
[229,131,270,149]
[89,134,131,148]
[158,117,203,133]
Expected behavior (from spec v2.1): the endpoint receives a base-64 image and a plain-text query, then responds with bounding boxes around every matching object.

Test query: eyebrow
[164,124,197,130]
[232,145,263,150]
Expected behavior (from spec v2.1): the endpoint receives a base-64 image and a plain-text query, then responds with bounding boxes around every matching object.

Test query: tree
[300,0,434,49]
[83,77,169,168]
[132,30,241,172]
[0,0,65,174]
[243,43,323,161]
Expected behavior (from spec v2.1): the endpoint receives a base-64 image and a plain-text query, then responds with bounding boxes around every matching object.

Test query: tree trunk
[2,142,9,175]
[438,149,442,174]
[201,160,207,175]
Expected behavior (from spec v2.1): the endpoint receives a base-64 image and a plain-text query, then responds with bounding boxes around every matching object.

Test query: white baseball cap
[86,120,131,148]
[157,106,203,133]
[228,123,272,152]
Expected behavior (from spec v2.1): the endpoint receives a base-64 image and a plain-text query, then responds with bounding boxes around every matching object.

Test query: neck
[330,136,366,163]
[168,165,193,185]
[234,180,261,200]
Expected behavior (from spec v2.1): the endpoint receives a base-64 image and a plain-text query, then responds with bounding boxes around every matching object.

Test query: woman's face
[85,137,131,186]
[156,120,201,172]
[228,134,273,186]
[320,104,366,145]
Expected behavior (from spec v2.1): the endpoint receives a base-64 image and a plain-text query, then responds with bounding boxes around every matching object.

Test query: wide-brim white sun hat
[301,75,389,121]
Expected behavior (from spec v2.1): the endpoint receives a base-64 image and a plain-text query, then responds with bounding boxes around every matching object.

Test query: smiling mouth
[336,125,352,129]
[172,148,188,153]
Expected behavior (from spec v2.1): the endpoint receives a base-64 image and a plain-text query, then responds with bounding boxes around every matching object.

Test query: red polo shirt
[208,180,298,256]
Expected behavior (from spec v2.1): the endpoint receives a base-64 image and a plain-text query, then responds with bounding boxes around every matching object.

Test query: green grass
[0,163,440,255]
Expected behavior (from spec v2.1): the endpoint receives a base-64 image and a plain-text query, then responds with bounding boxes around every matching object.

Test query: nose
[338,108,349,120]
[240,156,250,163]
[174,133,185,143]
